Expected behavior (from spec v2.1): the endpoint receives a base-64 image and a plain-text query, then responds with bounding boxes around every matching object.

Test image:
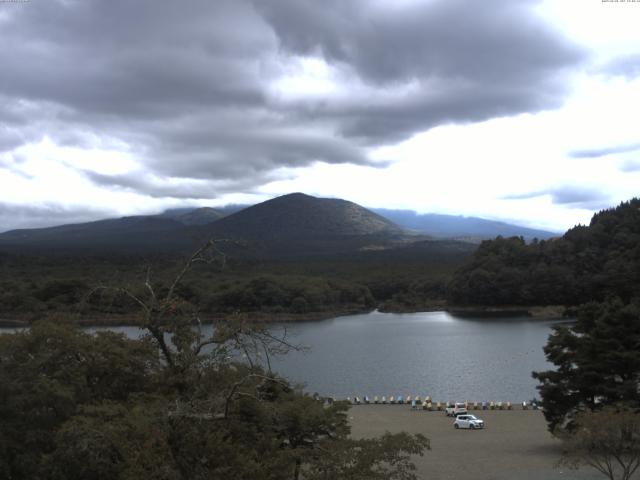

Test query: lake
[2,310,567,402]
[266,310,565,402]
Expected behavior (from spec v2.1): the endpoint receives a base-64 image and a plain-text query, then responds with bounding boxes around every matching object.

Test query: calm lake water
[2,310,568,402]
[267,310,565,402]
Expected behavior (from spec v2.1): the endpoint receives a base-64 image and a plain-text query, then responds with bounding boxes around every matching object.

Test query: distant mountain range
[0,193,556,256]
[371,209,557,241]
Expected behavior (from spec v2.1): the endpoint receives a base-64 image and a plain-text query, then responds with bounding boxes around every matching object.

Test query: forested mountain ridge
[0,193,411,256]
[0,216,195,253]
[448,198,640,306]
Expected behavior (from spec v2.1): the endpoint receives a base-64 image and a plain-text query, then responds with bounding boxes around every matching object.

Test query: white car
[453,414,485,430]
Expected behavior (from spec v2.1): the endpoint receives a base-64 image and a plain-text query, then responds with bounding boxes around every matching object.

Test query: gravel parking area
[348,406,603,480]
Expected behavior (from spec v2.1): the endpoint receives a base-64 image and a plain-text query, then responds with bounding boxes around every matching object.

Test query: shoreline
[0,307,374,329]
[446,304,567,319]
[0,304,569,328]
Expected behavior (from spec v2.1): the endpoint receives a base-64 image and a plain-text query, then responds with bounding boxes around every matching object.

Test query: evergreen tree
[533,298,640,432]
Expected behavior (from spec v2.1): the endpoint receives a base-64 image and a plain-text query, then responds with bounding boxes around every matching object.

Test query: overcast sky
[1,0,639,232]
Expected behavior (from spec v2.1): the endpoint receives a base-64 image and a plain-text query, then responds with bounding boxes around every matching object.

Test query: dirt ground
[348,406,604,480]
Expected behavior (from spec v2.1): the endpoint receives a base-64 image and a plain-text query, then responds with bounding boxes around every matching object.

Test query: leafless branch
[85,239,301,374]
[165,239,231,305]
[262,342,272,373]
[144,267,157,306]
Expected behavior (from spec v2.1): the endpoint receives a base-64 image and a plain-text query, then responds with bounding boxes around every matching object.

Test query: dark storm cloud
[136,110,373,179]
[1,0,585,200]
[256,0,560,85]
[569,143,640,158]
[0,203,114,232]
[503,186,611,209]
[255,0,586,142]
[1,1,267,116]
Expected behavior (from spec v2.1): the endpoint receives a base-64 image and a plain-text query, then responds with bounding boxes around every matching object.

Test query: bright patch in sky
[271,57,340,98]
[262,75,640,231]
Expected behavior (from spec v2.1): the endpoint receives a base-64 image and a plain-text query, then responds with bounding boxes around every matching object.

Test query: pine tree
[533,298,640,432]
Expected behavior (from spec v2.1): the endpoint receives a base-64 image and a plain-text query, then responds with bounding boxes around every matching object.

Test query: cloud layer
[0,0,584,214]
[257,0,584,141]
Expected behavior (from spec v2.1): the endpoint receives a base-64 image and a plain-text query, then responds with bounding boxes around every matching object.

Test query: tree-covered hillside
[0,239,473,325]
[448,198,640,307]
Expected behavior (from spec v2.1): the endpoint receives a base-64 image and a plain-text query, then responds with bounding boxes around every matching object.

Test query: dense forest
[448,198,640,307]
[0,240,471,325]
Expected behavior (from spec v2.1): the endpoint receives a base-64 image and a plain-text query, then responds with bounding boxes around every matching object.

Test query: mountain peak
[265,192,325,206]
[212,193,402,236]
[277,192,312,200]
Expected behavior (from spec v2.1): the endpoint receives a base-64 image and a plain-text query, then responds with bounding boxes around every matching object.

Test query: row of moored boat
[343,396,540,410]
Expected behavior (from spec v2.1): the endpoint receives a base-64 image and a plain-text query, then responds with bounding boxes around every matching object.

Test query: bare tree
[88,239,301,371]
[85,239,307,424]
[558,405,640,480]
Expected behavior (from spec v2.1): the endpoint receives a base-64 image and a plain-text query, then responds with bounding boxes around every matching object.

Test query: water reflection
[267,310,564,401]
